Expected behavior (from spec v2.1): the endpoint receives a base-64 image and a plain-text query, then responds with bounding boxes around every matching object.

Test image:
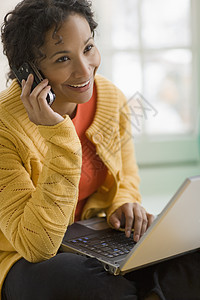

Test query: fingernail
[134,235,139,242]
[114,222,119,229]
[126,230,131,238]
[43,79,48,84]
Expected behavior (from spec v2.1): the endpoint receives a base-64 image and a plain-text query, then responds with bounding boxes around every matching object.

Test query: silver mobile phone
[12,62,55,106]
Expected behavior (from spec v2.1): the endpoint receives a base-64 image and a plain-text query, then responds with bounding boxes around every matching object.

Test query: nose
[72,56,91,79]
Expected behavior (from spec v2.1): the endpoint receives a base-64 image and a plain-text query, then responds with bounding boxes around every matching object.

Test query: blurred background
[0,0,199,214]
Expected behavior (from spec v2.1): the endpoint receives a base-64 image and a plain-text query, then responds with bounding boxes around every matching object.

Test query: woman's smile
[64,77,93,93]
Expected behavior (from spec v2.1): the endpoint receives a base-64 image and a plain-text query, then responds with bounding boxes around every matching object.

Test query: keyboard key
[68,230,136,259]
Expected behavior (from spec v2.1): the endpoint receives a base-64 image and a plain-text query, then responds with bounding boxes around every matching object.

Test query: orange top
[72,84,107,221]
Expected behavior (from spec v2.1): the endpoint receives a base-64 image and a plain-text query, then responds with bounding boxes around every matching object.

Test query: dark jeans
[2,250,200,300]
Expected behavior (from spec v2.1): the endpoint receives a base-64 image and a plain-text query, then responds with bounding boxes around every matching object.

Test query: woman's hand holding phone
[21,74,64,126]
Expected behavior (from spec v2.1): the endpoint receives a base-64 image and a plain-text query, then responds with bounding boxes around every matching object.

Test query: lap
[2,252,137,300]
[2,250,200,300]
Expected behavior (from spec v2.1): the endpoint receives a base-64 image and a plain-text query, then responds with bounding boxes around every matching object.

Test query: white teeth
[69,80,90,88]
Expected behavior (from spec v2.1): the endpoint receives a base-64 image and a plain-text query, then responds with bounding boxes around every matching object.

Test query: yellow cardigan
[0,74,141,295]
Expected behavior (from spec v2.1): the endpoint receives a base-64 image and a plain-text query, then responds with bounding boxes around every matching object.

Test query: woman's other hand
[109,202,155,242]
[21,74,64,126]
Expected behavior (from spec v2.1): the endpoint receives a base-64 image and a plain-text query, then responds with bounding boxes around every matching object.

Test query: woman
[0,0,199,299]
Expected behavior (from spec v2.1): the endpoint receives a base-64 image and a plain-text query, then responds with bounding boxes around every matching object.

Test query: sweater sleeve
[0,116,82,263]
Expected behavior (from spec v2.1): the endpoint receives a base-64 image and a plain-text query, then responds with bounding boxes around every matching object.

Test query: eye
[56,56,69,63]
[84,44,94,53]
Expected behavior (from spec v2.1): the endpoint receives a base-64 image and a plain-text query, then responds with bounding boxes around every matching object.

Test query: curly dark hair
[1,0,98,80]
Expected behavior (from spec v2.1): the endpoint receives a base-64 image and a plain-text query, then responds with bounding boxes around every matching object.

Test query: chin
[69,84,94,103]
[75,92,93,104]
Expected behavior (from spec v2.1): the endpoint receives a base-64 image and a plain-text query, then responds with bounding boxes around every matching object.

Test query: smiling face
[38,13,101,114]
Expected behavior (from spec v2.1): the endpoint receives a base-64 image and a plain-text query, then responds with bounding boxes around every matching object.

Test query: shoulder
[0,80,22,114]
[0,79,21,102]
[0,80,26,121]
[94,74,128,106]
[0,80,31,135]
[95,73,120,92]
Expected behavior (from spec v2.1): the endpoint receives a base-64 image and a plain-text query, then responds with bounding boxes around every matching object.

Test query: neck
[51,100,77,119]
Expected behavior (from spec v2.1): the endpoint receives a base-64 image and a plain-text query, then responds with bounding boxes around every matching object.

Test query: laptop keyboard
[68,230,136,259]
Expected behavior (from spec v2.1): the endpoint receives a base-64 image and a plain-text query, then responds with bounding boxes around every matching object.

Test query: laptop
[60,176,200,275]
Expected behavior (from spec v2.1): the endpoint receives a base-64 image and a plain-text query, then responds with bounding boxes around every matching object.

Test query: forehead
[42,14,92,53]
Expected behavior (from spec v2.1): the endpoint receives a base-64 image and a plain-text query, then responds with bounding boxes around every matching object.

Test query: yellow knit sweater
[0,74,141,295]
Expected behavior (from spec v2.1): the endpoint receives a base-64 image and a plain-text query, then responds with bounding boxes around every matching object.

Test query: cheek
[94,48,101,68]
[38,60,68,85]
[41,68,68,86]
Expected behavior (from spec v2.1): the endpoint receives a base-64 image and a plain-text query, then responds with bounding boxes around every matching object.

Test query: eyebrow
[50,36,94,59]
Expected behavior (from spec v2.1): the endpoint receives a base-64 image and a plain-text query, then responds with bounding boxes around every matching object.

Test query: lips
[68,79,90,88]
[65,78,92,93]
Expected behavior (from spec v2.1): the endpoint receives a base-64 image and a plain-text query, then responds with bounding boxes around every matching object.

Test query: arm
[107,89,154,240]
[0,76,82,262]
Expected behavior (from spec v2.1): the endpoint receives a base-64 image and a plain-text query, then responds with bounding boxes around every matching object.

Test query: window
[92,0,200,166]
[0,0,199,210]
